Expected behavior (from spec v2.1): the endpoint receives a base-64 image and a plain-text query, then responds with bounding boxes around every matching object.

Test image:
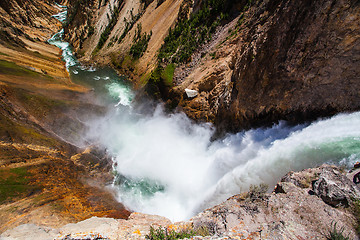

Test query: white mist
[86,84,360,221]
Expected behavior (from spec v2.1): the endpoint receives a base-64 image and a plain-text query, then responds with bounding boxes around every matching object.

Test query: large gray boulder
[312,166,360,207]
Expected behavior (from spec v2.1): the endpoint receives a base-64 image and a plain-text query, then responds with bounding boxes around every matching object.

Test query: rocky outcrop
[312,166,360,207]
[0,0,63,42]
[2,164,359,239]
[168,0,360,131]
[169,16,238,123]
[64,0,360,131]
[1,213,171,240]
[217,0,360,131]
[187,165,360,239]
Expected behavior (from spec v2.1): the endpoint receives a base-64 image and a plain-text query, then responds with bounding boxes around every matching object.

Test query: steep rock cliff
[166,0,360,131]
[65,0,360,131]
[216,0,360,130]
[64,0,184,82]
[0,0,63,42]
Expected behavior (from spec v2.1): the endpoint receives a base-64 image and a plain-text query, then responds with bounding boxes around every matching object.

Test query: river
[49,6,360,222]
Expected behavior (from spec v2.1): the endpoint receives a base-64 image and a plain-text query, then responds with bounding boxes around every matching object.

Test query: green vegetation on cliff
[146,0,244,99]
[94,2,122,54]
[118,9,143,44]
[0,167,40,204]
[158,0,232,64]
[130,24,152,59]
[0,60,45,78]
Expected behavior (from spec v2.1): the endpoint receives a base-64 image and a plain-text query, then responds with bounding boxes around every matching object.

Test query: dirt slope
[0,0,130,233]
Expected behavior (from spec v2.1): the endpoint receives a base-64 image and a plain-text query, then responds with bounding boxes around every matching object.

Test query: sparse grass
[143,63,175,98]
[30,50,58,62]
[111,55,136,72]
[0,109,60,148]
[0,167,40,204]
[145,225,209,240]
[326,222,350,240]
[248,183,269,201]
[161,63,175,87]
[0,59,41,78]
[15,89,68,118]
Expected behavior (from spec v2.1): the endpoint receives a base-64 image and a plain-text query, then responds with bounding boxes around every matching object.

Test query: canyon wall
[0,0,130,233]
[170,0,360,131]
[64,0,184,83]
[65,0,360,131]
[217,0,360,131]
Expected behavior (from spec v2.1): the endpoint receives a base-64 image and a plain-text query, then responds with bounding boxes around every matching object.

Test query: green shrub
[141,0,154,8]
[157,0,165,7]
[248,183,268,201]
[157,0,256,65]
[157,0,233,64]
[0,167,40,204]
[118,9,143,44]
[87,26,95,37]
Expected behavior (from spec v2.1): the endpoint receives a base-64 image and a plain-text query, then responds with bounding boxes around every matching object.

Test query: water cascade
[49,6,360,222]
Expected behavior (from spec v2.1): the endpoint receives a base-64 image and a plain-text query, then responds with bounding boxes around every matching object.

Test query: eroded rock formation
[217,0,360,131]
[0,0,130,233]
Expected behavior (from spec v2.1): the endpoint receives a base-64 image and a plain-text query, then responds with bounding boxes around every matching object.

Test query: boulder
[185,88,198,98]
[0,224,60,240]
[312,166,360,207]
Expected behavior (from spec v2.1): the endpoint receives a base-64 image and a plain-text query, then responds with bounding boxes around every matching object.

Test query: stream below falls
[49,6,360,221]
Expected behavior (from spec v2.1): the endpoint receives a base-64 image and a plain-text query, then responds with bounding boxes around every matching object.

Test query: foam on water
[48,29,77,69]
[106,82,133,106]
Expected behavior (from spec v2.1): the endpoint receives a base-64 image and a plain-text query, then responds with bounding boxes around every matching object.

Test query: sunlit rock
[185,88,198,98]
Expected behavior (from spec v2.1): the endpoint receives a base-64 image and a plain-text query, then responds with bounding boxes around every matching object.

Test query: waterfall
[49,5,360,222]
[89,102,360,221]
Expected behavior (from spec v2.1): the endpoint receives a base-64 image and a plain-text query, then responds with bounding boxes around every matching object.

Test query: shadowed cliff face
[216,0,360,131]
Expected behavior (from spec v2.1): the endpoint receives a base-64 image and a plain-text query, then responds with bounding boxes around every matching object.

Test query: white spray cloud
[85,83,360,221]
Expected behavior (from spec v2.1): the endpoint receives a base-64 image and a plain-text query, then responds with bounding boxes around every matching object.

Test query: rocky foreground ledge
[1,164,360,240]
